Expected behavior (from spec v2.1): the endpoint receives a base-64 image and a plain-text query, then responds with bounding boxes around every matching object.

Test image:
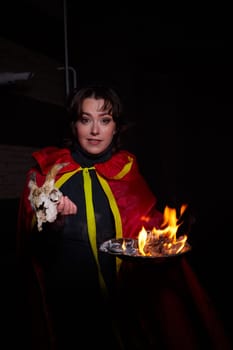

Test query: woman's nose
[90,121,99,135]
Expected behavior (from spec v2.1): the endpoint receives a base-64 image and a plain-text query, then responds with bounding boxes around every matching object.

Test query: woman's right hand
[57,195,77,216]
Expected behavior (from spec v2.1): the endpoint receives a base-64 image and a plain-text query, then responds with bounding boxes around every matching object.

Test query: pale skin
[57,97,117,216]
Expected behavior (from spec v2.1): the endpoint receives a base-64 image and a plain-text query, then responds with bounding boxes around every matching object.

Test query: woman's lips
[87,139,101,145]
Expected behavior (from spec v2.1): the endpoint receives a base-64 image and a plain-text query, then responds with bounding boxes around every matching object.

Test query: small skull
[28,163,68,231]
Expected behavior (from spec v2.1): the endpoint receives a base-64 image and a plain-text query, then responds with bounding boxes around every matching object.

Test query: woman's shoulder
[31,146,77,175]
[96,149,139,179]
[32,146,70,158]
[106,149,138,169]
[113,149,137,161]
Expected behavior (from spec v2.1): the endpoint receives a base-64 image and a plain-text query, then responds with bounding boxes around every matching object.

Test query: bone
[45,162,69,182]
[28,162,69,231]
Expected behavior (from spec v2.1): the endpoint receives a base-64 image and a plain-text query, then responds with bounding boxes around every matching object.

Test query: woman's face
[74,97,117,155]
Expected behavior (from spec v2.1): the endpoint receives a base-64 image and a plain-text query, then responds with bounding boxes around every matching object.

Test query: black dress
[29,145,121,349]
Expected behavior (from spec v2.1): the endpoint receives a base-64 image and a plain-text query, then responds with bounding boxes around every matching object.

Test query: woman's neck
[72,142,113,166]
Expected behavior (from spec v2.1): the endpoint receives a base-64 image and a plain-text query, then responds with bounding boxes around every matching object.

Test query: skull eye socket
[49,189,60,202]
[36,203,45,211]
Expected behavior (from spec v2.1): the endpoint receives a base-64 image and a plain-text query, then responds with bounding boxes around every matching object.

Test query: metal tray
[99,238,191,263]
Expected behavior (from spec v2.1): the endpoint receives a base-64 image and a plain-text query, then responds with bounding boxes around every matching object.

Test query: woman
[17,84,164,350]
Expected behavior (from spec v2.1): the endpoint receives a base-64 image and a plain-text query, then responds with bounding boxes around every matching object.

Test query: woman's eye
[80,117,90,124]
[101,118,111,125]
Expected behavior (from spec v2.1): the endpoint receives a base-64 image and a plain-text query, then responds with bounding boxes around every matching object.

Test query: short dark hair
[63,84,128,151]
[68,84,123,123]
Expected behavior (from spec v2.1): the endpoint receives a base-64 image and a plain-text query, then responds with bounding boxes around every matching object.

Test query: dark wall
[1,9,232,344]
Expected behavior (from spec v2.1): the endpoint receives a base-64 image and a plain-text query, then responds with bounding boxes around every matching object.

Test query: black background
[0,1,232,346]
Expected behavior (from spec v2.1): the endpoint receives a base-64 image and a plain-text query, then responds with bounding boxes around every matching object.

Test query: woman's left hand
[57,195,77,216]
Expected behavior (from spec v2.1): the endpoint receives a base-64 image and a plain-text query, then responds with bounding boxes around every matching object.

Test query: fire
[100,204,191,259]
[138,204,189,256]
[138,226,148,253]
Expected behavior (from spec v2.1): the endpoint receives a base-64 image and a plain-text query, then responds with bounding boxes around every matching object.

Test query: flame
[138,227,148,256]
[138,204,188,256]
[122,239,126,251]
